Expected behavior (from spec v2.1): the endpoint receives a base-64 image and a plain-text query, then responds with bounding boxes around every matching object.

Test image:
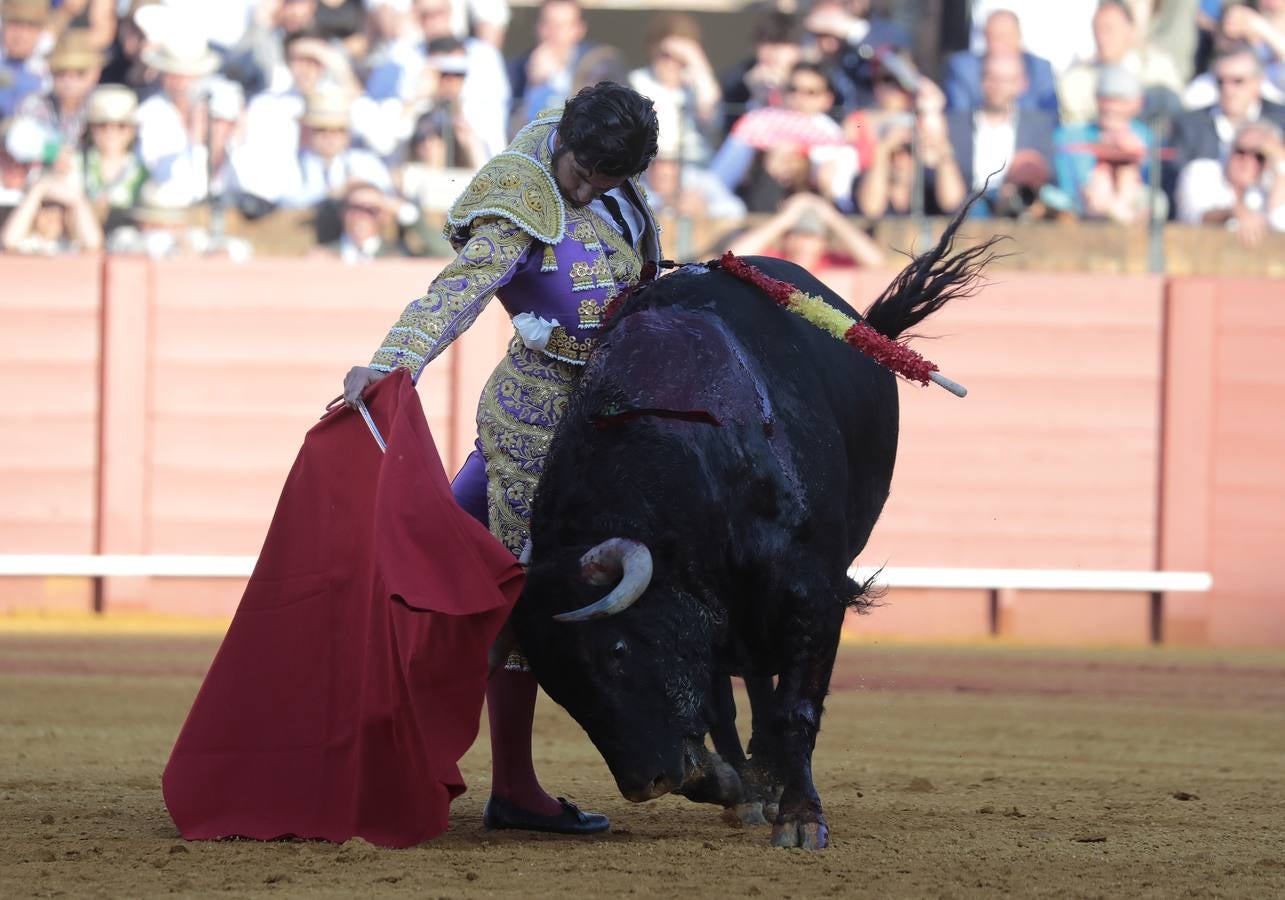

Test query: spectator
[16,27,102,151]
[47,0,118,51]
[1123,0,1201,84]
[570,43,626,92]
[944,8,1059,120]
[801,0,911,114]
[396,105,477,218]
[134,23,220,175]
[243,0,322,97]
[711,62,857,213]
[321,179,405,261]
[0,115,46,223]
[946,51,1057,215]
[718,8,802,134]
[1184,10,1285,108]
[1222,0,1285,93]
[642,152,746,221]
[236,33,349,205]
[445,0,510,49]
[0,168,102,253]
[100,0,159,94]
[148,78,245,206]
[281,86,391,209]
[1054,65,1154,222]
[314,0,368,59]
[78,84,147,227]
[106,177,251,259]
[405,40,485,166]
[726,190,883,268]
[364,0,509,160]
[1176,118,1285,243]
[0,0,50,118]
[968,0,1098,75]
[846,54,967,219]
[507,0,590,127]
[1058,0,1185,126]
[628,12,721,164]
[1170,43,1285,178]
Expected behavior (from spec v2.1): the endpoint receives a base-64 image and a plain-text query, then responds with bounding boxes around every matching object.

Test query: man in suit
[506,0,592,128]
[946,51,1057,216]
[1169,42,1285,173]
[943,8,1059,121]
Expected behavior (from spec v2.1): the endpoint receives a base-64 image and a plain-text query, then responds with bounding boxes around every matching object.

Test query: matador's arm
[369,215,534,378]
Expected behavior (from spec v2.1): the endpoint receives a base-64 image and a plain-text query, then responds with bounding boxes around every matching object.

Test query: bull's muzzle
[553,538,653,623]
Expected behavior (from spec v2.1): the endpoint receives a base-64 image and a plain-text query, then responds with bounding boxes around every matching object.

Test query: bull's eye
[610,639,628,659]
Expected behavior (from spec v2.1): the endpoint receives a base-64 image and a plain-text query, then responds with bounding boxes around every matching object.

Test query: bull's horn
[553,538,653,623]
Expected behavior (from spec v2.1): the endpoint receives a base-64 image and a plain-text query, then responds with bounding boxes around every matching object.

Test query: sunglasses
[1231,146,1266,164]
[346,203,381,215]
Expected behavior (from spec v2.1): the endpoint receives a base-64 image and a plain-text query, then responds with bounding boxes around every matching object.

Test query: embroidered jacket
[370,112,661,374]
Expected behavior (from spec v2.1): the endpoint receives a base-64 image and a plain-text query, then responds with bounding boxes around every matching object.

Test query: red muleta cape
[163,370,523,848]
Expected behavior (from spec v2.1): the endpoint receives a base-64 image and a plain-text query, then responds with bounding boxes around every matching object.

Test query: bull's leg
[701,674,770,826]
[765,603,844,850]
[741,675,783,820]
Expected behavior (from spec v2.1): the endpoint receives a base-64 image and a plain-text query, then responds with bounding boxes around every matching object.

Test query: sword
[354,398,387,453]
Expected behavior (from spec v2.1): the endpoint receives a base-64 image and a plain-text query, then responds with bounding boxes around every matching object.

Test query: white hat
[86,85,139,124]
[3,116,51,163]
[136,4,220,77]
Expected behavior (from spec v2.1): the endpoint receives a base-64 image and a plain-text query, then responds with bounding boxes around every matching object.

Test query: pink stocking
[486,666,562,816]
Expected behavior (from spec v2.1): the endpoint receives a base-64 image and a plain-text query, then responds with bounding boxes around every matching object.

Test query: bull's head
[515,533,719,802]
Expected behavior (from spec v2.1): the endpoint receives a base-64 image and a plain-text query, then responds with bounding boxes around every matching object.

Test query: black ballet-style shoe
[482,795,610,835]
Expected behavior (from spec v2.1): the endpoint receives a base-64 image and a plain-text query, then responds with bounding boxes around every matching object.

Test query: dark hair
[752,9,801,45]
[1212,40,1263,71]
[426,36,465,55]
[789,61,835,96]
[556,81,658,177]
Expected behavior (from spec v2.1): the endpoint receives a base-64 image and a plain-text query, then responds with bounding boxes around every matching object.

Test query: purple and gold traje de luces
[369,111,662,554]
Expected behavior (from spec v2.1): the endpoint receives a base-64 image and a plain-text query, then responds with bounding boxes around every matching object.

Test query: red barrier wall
[1,256,1282,646]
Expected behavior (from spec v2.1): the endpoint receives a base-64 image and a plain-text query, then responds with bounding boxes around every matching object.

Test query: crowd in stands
[1,0,1283,265]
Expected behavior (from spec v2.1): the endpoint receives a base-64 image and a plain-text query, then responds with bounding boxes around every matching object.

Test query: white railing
[0,554,1211,593]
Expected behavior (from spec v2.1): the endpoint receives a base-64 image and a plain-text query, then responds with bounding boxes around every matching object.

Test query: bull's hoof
[769,816,828,850]
[762,801,779,822]
[720,801,768,827]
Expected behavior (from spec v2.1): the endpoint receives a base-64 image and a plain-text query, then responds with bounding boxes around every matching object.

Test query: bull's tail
[862,191,1006,341]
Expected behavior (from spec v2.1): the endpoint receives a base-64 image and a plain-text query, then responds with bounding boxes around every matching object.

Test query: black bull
[512,213,996,849]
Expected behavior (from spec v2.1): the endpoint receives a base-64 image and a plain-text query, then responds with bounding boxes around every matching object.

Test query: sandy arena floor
[1,630,1283,899]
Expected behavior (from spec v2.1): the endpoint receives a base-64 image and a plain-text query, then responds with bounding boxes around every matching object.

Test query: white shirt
[1175,157,1285,230]
[972,111,1017,190]
[968,0,1097,74]
[281,148,392,208]
[589,187,645,246]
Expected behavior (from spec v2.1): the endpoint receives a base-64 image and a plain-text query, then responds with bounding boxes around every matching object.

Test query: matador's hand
[343,366,388,409]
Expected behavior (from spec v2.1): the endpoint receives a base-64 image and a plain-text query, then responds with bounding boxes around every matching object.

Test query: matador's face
[552,142,628,209]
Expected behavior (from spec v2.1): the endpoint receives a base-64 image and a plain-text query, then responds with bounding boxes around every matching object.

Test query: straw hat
[302,87,353,130]
[47,29,105,72]
[0,0,49,25]
[86,85,139,124]
[132,180,191,225]
[136,4,220,77]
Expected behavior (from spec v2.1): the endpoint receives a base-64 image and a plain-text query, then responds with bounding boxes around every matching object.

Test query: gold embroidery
[571,220,600,250]
[543,327,597,364]
[541,243,558,272]
[569,256,613,292]
[370,216,532,374]
[477,338,579,553]
[447,117,564,243]
[577,297,604,329]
